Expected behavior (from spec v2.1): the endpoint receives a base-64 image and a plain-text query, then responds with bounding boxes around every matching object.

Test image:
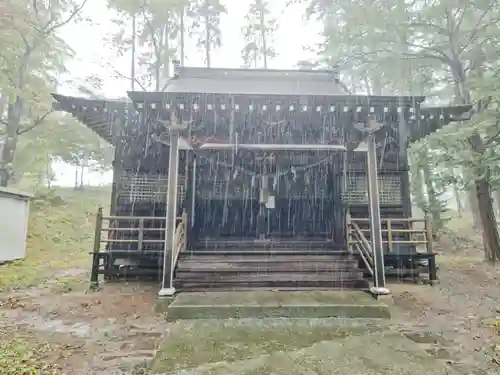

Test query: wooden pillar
[332,157,345,244]
[184,152,195,246]
[158,130,180,297]
[366,119,389,295]
[397,102,412,218]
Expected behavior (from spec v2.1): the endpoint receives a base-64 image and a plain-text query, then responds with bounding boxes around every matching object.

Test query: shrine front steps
[158,290,391,321]
[174,248,367,292]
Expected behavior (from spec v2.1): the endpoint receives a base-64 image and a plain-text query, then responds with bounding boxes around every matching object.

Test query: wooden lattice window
[119,172,185,202]
[342,174,401,205]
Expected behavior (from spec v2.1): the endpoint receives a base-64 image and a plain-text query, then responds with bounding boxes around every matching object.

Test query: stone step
[161,290,390,320]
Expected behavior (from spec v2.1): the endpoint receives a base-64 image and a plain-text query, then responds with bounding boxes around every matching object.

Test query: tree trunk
[494,191,500,217]
[421,146,441,232]
[131,12,136,91]
[260,6,267,69]
[154,24,163,92]
[463,167,481,228]
[180,4,185,66]
[453,182,463,217]
[163,23,170,80]
[467,184,481,229]
[46,161,52,189]
[0,98,23,187]
[79,163,84,188]
[74,165,79,189]
[476,179,500,263]
[205,14,211,68]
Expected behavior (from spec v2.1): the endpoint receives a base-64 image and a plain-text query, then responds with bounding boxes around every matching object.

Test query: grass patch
[149,319,384,373]
[0,328,63,375]
[0,187,110,292]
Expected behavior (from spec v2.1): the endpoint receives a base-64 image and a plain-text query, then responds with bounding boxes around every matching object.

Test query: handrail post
[365,119,389,297]
[346,210,352,252]
[138,218,144,252]
[182,210,188,251]
[424,213,438,284]
[159,125,180,298]
[90,206,103,290]
[387,219,393,252]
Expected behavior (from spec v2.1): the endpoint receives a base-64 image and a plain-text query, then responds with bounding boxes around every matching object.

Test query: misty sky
[60,0,321,98]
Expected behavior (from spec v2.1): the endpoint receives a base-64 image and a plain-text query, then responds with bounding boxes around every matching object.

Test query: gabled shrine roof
[162,66,348,96]
[51,77,472,146]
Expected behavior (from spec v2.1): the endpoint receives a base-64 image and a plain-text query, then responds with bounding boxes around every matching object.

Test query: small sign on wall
[266,195,275,209]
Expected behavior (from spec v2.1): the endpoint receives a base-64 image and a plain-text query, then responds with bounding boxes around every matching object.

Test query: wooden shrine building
[52,66,471,295]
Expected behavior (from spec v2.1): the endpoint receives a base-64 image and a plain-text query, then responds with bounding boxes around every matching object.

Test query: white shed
[0,187,32,263]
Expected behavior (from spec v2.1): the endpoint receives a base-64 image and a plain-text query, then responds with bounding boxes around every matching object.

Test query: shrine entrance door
[193,152,260,239]
[192,149,342,242]
[264,152,336,240]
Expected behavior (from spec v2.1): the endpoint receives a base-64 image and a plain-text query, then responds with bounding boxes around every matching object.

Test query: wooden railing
[347,214,374,276]
[349,217,433,251]
[172,211,188,272]
[90,207,188,289]
[346,213,438,283]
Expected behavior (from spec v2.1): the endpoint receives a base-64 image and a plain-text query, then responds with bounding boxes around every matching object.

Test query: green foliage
[106,0,189,89]
[189,0,227,66]
[10,114,113,189]
[241,0,277,68]
[306,0,500,257]
[0,0,88,186]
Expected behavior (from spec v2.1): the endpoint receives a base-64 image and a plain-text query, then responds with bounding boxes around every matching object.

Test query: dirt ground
[0,257,499,375]
[1,212,500,375]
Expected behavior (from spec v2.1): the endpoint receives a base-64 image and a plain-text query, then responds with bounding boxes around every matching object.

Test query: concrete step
[160,290,390,320]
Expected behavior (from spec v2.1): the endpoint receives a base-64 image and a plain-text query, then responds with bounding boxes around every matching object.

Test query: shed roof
[0,187,33,200]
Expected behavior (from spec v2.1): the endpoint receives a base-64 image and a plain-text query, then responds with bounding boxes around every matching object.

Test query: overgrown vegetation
[299,0,500,262]
[0,187,110,291]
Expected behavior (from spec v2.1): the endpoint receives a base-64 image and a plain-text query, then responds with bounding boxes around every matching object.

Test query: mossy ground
[149,319,386,373]
[148,319,454,375]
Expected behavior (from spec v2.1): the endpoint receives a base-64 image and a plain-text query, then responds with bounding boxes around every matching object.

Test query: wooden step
[178,259,357,270]
[182,250,349,257]
[194,239,337,250]
[176,271,362,282]
[175,279,367,291]
[180,254,354,262]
